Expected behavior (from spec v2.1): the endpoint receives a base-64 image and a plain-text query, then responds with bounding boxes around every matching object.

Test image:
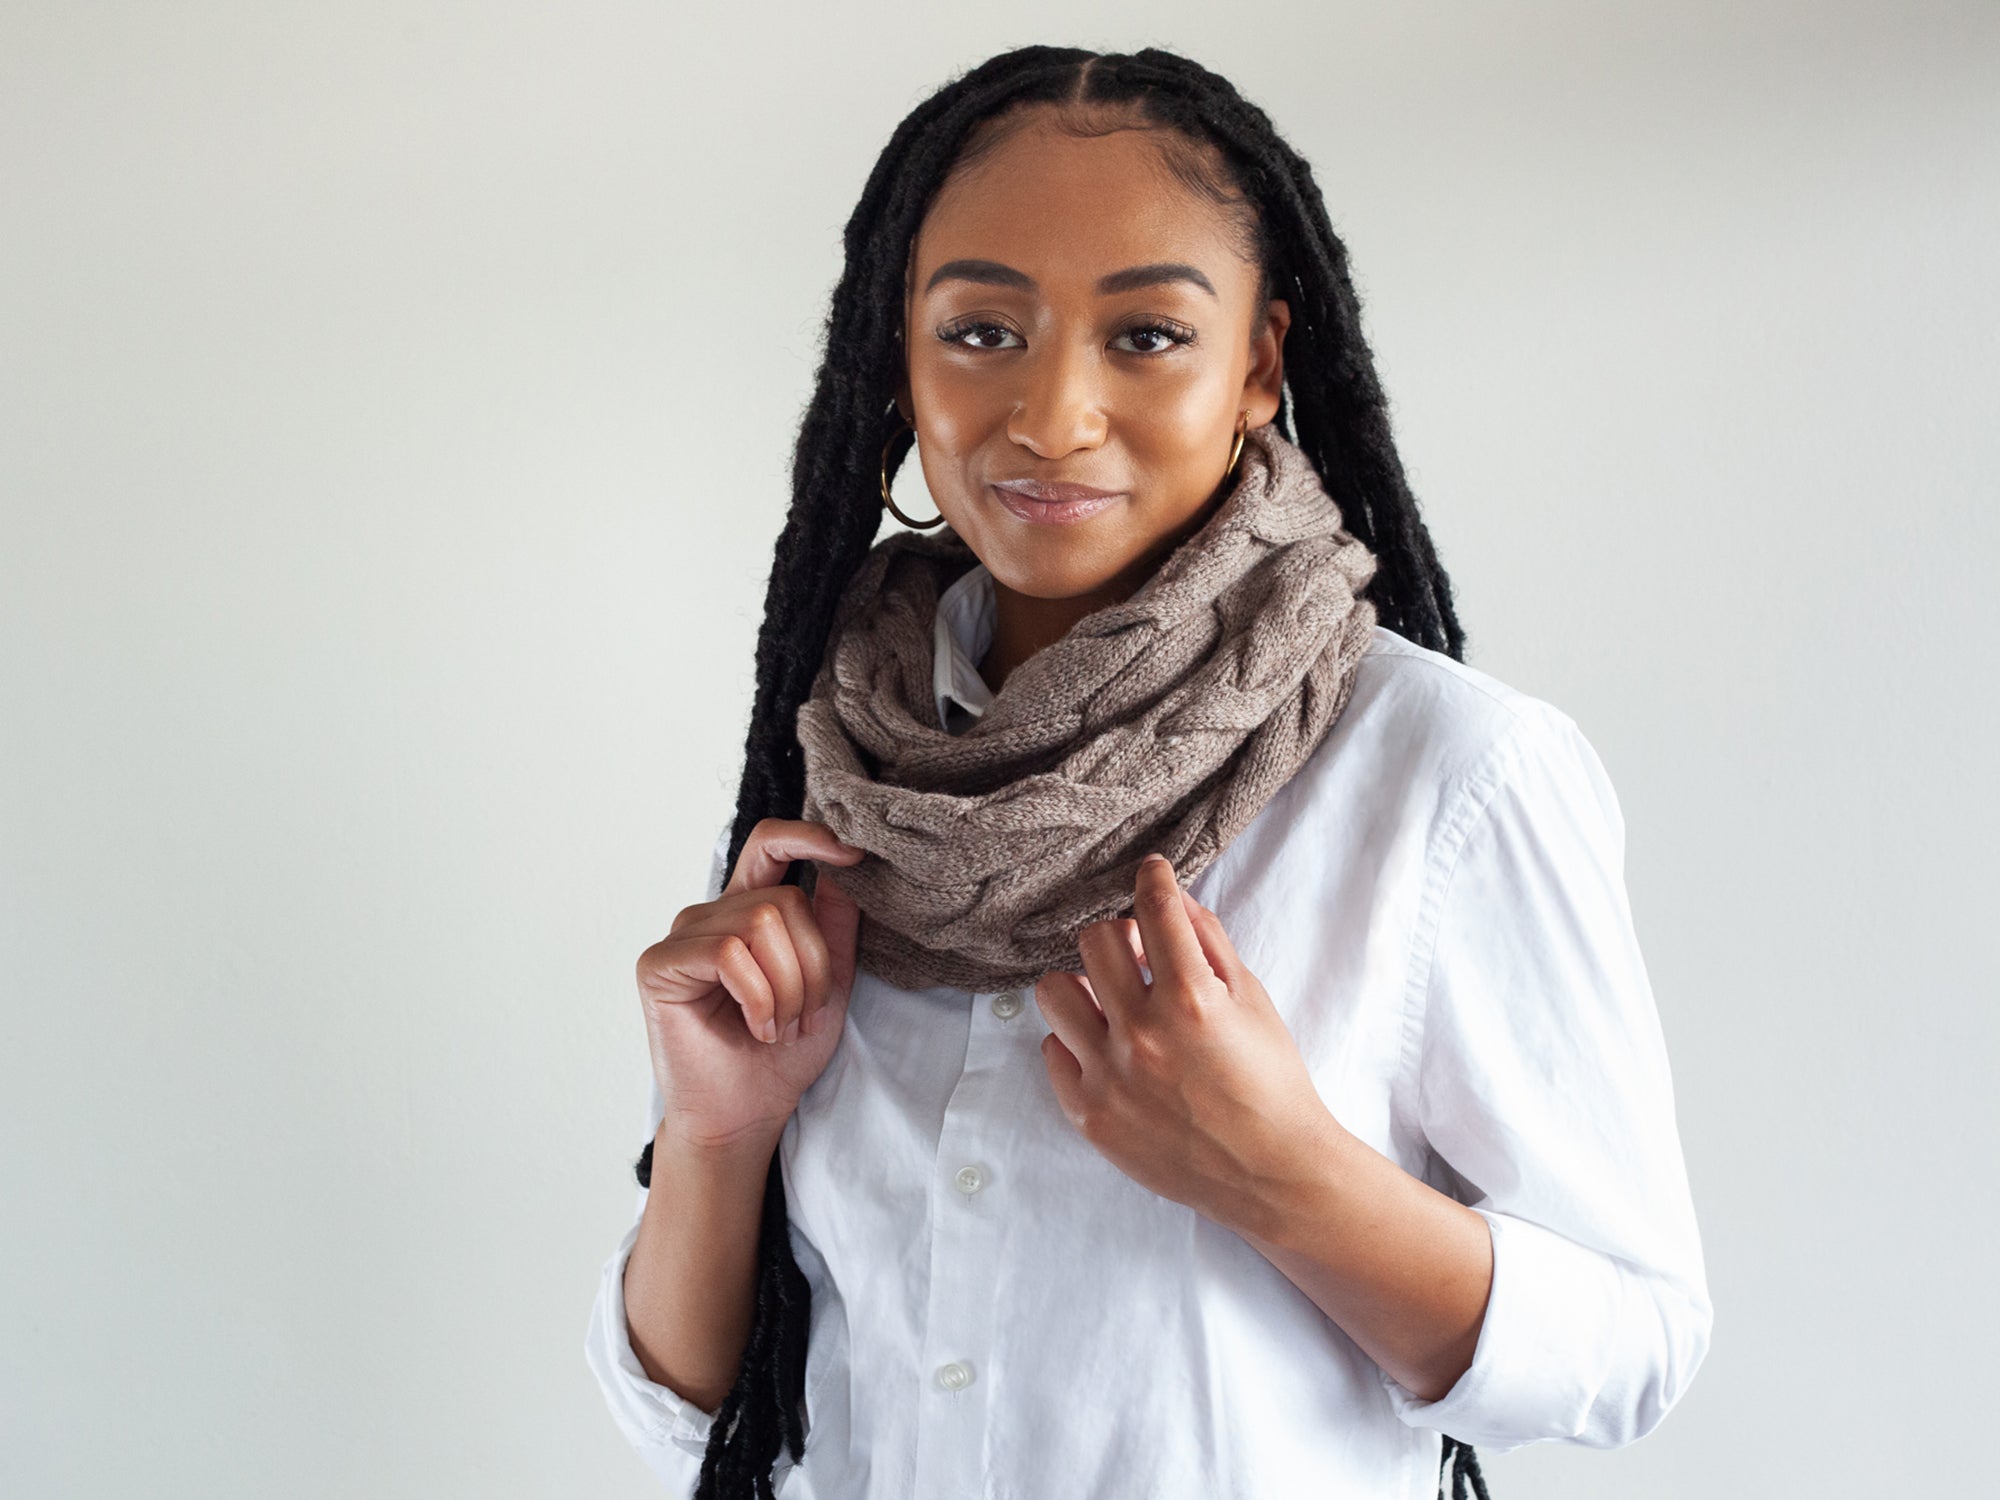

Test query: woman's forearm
[1234,1106,1494,1402]
[622,1124,783,1414]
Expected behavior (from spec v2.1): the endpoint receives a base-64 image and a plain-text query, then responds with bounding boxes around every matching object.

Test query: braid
[1442,1434,1494,1499]
[632,43,1476,1498]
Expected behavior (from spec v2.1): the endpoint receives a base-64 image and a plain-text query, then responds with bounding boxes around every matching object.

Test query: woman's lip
[989,483,1124,525]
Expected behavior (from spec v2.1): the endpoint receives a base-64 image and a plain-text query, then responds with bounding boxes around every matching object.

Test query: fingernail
[763,1018,780,1043]
[782,1018,801,1045]
[803,1009,825,1037]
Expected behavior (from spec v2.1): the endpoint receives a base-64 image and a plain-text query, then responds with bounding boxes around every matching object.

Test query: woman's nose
[1004,342,1108,459]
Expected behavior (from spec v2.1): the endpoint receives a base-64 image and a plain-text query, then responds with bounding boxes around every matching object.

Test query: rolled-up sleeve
[1379,704,1712,1453]
[584,822,787,1494]
[583,1166,725,1494]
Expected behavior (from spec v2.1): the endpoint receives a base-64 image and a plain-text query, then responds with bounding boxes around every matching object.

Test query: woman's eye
[1112,321,1197,355]
[938,321,1021,350]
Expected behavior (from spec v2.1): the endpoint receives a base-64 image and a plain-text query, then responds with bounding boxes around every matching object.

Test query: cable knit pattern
[795,423,1379,992]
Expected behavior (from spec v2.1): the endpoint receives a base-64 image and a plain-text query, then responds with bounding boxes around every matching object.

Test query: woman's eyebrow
[923,259,1218,299]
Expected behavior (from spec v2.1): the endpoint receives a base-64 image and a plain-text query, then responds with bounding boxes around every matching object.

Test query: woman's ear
[1245,297,1291,426]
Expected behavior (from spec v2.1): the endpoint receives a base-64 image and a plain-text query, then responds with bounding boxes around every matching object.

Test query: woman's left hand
[1034,853,1337,1240]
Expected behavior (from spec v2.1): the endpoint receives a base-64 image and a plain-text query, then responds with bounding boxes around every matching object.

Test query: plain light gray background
[3,2,1994,1496]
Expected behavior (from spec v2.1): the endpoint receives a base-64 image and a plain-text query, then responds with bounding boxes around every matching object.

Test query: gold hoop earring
[1225,410,1250,481]
[881,420,946,530]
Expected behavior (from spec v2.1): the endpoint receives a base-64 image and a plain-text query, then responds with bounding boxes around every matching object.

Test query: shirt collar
[932,562,996,733]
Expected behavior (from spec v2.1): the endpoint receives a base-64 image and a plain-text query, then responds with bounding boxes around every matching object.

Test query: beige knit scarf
[795,422,1379,994]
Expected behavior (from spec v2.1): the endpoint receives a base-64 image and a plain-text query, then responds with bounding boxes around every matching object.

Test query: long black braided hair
[632,43,1485,1500]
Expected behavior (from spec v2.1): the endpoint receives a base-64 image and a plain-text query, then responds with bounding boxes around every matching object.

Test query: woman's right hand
[635,818,865,1154]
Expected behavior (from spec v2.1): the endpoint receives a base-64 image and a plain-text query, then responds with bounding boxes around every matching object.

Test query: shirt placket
[910,985,1029,1499]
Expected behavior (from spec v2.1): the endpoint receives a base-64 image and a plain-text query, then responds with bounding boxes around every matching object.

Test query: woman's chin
[979,552,1134,605]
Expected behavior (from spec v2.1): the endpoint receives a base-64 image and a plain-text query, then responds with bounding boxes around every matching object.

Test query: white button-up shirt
[586,560,1712,1498]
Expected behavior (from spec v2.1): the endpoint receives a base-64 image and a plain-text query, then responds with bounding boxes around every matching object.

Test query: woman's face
[897,111,1291,605]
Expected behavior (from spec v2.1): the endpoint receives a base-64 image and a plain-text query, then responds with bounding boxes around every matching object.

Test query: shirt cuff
[1377,1206,1625,1453]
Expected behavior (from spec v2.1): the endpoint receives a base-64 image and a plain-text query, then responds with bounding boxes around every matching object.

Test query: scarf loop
[795,423,1379,993]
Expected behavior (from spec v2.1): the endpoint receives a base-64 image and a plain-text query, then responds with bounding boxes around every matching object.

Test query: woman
[585,44,1711,1500]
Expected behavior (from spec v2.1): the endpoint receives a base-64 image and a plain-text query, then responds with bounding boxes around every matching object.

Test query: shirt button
[935,1360,974,1392]
[953,1164,986,1195]
[990,990,1023,1019]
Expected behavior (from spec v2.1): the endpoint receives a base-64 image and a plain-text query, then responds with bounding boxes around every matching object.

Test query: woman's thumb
[812,863,862,989]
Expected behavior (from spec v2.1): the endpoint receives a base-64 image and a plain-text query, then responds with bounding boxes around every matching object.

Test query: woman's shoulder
[1354,622,1571,727]
[1300,623,1596,809]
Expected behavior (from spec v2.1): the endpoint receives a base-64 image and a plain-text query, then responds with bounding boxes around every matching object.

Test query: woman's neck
[977,581,1099,693]
[977,551,1157,693]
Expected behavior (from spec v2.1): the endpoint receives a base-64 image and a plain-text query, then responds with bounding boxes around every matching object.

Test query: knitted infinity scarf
[795,423,1380,994]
